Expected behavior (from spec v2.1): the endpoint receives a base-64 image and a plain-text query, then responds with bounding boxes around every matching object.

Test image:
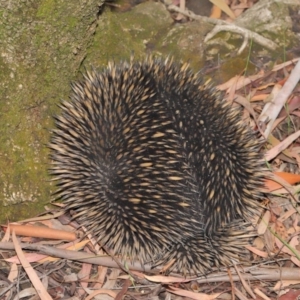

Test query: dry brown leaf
[278,208,298,222]
[257,211,271,235]
[264,224,276,252]
[272,58,300,72]
[245,245,269,258]
[217,72,264,92]
[274,280,300,291]
[260,60,300,137]
[210,4,222,18]
[234,265,255,298]
[168,286,223,300]
[251,93,270,102]
[266,131,300,161]
[8,262,18,282]
[12,230,52,300]
[5,252,47,264]
[85,289,117,300]
[145,274,189,283]
[254,288,272,300]
[253,236,265,250]
[210,0,235,19]
[103,268,120,289]
[233,287,248,300]
[78,261,92,296]
[5,223,77,241]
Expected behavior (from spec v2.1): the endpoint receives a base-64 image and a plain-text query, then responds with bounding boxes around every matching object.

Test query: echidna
[49,57,265,274]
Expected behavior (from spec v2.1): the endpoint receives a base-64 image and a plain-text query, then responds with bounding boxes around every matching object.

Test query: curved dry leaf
[78,261,92,297]
[275,280,300,291]
[261,59,300,137]
[272,58,300,72]
[16,287,37,299]
[257,211,271,235]
[265,172,300,192]
[217,72,265,92]
[168,286,222,300]
[12,231,52,300]
[278,208,298,222]
[245,245,269,258]
[265,130,300,161]
[102,269,120,289]
[5,252,47,264]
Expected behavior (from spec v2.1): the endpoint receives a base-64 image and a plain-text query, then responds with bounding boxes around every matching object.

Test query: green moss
[67,16,77,28]
[0,0,101,222]
[36,0,58,19]
[84,2,174,67]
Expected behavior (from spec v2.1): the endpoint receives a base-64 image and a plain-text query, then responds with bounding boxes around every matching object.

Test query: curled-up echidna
[49,57,266,274]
